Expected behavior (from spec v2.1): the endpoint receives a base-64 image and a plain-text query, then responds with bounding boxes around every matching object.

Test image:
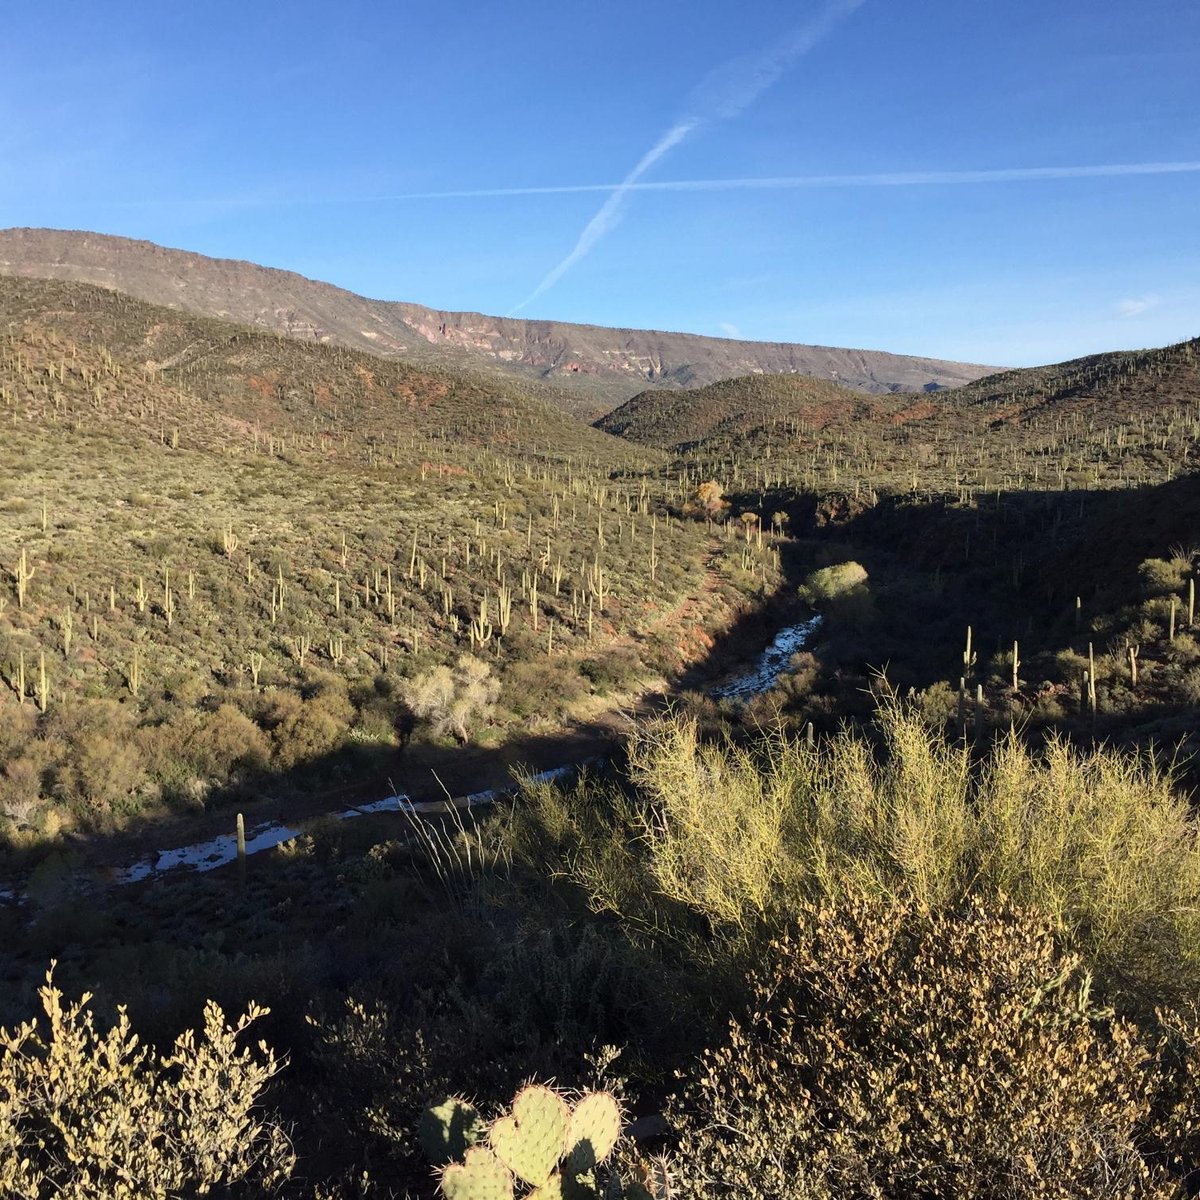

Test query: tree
[400,655,500,743]
[689,481,729,520]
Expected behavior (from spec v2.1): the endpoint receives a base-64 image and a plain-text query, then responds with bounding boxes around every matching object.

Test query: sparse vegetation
[0,276,779,843]
[4,263,1200,1198]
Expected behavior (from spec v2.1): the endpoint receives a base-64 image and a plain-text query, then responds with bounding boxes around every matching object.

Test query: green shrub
[578,648,643,693]
[259,690,350,770]
[1139,556,1190,599]
[191,703,271,776]
[501,658,582,720]
[915,679,957,725]
[798,561,872,624]
[45,701,147,820]
[307,995,455,1174]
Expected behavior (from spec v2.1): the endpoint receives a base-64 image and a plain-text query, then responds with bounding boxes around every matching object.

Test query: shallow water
[710,614,822,699]
[4,610,820,900]
[109,764,583,887]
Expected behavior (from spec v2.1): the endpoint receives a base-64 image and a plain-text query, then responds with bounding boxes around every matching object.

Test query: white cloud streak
[506,0,868,315]
[1115,295,1160,318]
[504,119,698,315]
[377,160,1200,202]
[67,159,1200,218]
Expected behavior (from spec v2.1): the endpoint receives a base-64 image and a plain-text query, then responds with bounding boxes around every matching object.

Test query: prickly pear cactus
[433,1083,626,1199]
[490,1085,571,1187]
[421,1095,487,1166]
[527,1169,607,1200]
[526,1170,571,1200]
[440,1145,514,1200]
[565,1092,621,1175]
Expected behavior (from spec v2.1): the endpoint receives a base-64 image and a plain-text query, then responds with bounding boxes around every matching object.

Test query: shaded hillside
[0,227,999,418]
[601,336,1200,497]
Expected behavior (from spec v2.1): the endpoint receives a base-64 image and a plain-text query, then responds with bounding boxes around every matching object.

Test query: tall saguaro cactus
[13,548,35,608]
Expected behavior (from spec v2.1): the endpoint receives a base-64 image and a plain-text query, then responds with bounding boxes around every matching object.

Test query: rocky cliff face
[0,227,1000,417]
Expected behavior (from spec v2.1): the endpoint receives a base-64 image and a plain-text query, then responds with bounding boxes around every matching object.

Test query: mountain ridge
[0,227,1000,418]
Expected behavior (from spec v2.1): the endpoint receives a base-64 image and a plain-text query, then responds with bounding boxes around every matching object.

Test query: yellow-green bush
[1139,556,1191,599]
[798,561,872,624]
[548,701,1200,1000]
[0,968,293,1198]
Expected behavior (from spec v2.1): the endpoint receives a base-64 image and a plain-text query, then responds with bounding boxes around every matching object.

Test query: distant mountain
[0,228,1000,419]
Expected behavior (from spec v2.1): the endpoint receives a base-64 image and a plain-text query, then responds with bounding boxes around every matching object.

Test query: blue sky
[1,0,1197,367]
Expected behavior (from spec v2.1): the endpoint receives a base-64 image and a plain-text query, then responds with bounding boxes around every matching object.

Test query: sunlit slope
[596,373,914,450]
[0,275,645,462]
[0,277,774,841]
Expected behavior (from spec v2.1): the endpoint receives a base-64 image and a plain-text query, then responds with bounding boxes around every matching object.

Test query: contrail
[372,160,1200,202]
[506,0,868,315]
[92,160,1200,214]
[504,119,698,316]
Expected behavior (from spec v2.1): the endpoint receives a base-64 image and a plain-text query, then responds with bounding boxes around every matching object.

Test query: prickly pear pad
[490,1084,571,1186]
[440,1145,514,1200]
[565,1091,621,1174]
[526,1169,568,1200]
[527,1169,601,1200]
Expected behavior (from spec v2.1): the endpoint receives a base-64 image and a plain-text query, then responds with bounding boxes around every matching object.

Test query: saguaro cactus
[13,548,35,608]
[470,595,493,649]
[35,651,49,713]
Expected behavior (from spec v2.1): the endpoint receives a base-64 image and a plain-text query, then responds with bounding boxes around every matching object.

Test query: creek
[3,613,821,896]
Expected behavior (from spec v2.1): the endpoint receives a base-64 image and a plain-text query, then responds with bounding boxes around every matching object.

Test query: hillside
[597,372,900,448]
[0,275,785,849]
[6,267,1200,1200]
[601,336,1200,496]
[0,227,999,418]
[0,274,633,460]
